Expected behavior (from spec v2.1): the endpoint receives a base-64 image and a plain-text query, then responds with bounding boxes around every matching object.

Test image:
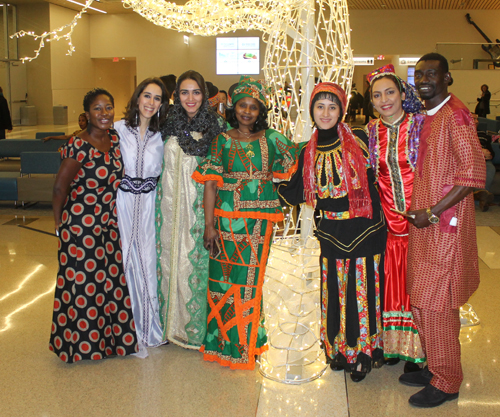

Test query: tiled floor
[1,209,499,417]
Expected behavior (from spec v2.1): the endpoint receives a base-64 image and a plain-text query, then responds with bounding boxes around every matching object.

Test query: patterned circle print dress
[49,132,139,363]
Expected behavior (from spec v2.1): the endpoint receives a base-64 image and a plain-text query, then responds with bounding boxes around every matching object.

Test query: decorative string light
[260,206,328,384]
[10,0,97,63]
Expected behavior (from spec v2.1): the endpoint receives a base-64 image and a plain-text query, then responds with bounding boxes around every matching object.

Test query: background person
[471,113,495,211]
[115,77,169,358]
[0,86,13,139]
[192,76,299,370]
[363,80,376,124]
[474,84,490,118]
[50,88,138,363]
[156,70,226,350]
[43,113,88,142]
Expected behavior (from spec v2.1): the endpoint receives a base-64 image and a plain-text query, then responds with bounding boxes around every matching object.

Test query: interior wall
[17,3,52,125]
[89,13,265,92]
[92,59,136,121]
[349,10,500,56]
[348,10,500,117]
[90,14,190,84]
[449,70,500,116]
[50,4,94,124]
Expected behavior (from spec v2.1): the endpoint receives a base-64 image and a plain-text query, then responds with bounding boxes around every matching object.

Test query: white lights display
[460,303,480,327]
[259,207,327,384]
[10,0,97,63]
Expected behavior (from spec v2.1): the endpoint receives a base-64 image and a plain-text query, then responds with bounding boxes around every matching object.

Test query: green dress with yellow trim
[278,125,387,374]
[192,129,299,370]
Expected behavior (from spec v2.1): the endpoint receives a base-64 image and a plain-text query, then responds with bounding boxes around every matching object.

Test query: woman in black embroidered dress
[278,82,387,382]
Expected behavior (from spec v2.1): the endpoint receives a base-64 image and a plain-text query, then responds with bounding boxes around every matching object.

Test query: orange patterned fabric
[407,94,485,311]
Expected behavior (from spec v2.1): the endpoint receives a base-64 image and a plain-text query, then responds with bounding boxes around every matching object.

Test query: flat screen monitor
[407,66,415,87]
[216,37,260,75]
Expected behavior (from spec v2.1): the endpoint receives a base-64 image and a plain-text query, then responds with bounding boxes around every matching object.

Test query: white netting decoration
[122,0,354,141]
[259,206,327,384]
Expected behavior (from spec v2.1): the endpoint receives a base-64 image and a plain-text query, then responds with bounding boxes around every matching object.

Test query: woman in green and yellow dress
[192,77,299,370]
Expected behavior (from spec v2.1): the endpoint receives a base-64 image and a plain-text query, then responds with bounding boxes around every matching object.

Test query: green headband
[231,76,268,107]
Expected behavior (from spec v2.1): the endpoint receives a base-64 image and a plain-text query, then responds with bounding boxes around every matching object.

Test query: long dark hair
[123,77,169,132]
[162,70,226,156]
[226,99,269,132]
[175,70,207,107]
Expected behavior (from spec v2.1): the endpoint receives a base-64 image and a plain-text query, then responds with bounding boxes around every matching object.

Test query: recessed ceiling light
[65,0,106,13]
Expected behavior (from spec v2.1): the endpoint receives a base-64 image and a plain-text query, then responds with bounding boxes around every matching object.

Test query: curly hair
[83,88,114,112]
[225,99,270,132]
[123,77,169,133]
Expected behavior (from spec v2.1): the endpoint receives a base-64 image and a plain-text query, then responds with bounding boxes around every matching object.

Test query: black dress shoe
[350,371,366,382]
[409,384,459,408]
[330,362,344,371]
[399,366,433,387]
[329,354,344,371]
[384,357,400,366]
[404,361,421,373]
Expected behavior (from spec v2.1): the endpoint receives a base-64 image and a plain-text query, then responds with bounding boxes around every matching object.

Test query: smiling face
[86,94,114,131]
[78,114,88,130]
[179,78,203,119]
[312,98,341,130]
[234,96,260,130]
[414,59,450,107]
[371,76,405,122]
[138,83,163,124]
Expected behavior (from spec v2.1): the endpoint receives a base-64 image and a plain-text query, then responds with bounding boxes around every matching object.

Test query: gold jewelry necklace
[238,128,253,138]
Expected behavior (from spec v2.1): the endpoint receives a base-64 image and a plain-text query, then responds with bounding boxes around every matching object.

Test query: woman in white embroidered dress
[116,77,169,357]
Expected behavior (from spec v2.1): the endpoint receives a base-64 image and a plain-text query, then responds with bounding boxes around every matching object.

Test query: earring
[135,111,139,125]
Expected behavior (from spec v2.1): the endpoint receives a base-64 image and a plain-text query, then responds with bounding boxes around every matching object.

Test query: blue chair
[35,132,65,140]
[0,172,19,201]
[20,151,61,176]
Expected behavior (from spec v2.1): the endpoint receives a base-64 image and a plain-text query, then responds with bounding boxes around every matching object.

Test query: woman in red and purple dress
[366,65,425,372]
